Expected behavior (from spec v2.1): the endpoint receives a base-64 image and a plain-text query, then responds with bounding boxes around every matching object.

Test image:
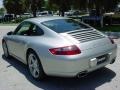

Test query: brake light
[109,37,114,44]
[49,45,81,55]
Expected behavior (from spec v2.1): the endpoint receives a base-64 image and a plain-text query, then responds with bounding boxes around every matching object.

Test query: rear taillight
[49,45,81,55]
[109,37,114,44]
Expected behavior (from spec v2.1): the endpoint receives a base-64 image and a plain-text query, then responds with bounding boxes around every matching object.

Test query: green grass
[111,14,120,18]
[95,25,120,32]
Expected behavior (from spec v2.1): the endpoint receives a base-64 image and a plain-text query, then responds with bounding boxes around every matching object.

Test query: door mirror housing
[7,31,13,35]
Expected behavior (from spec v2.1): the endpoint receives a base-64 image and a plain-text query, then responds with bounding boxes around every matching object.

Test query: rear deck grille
[67,29,104,43]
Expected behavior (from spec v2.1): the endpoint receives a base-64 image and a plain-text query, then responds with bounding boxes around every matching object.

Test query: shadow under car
[2,55,116,90]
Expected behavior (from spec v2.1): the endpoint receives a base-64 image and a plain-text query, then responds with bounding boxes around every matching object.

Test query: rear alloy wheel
[27,51,45,80]
[2,41,10,58]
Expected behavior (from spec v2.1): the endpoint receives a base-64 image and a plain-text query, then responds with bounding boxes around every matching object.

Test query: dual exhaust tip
[77,71,88,78]
[77,58,116,78]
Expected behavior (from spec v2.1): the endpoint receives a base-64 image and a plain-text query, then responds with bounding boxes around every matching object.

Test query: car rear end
[40,17,117,77]
[65,29,117,73]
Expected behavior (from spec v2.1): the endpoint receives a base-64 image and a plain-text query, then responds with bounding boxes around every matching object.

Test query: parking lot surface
[0,26,120,90]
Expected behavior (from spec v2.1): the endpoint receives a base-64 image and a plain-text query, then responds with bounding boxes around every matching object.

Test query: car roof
[25,16,67,24]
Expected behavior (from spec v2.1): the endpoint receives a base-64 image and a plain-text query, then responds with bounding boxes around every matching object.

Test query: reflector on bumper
[90,58,97,67]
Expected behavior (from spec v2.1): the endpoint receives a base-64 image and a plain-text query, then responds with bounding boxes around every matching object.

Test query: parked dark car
[3,14,14,22]
[0,14,14,23]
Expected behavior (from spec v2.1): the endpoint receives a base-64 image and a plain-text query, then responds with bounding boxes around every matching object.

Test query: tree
[103,0,119,12]
[30,0,45,17]
[49,0,72,16]
[24,0,31,12]
[88,0,119,13]
[46,0,58,11]
[3,0,26,17]
[0,8,5,15]
[72,0,87,10]
[72,0,119,14]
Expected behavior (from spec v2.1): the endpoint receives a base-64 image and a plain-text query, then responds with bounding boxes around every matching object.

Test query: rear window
[42,19,89,33]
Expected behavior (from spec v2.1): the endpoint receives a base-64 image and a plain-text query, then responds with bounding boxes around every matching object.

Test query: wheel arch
[26,48,35,62]
[26,48,45,73]
[26,48,43,66]
[2,39,5,43]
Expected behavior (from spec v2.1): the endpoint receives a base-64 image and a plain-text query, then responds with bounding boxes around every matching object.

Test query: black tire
[2,41,10,58]
[27,50,45,80]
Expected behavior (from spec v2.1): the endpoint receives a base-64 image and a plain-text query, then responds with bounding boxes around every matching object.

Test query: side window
[13,22,44,36]
[14,22,31,35]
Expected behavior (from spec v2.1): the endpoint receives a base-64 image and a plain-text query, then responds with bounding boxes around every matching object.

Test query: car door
[7,22,32,63]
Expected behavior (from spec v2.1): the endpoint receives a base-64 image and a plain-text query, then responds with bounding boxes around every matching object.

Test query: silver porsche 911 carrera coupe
[2,16,117,80]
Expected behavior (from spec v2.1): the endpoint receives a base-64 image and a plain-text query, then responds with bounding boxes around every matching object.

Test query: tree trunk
[33,11,37,17]
[14,14,17,19]
[100,15,104,28]
[61,11,64,17]
[59,6,65,17]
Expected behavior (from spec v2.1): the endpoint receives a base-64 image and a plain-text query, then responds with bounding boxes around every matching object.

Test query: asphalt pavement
[0,26,120,90]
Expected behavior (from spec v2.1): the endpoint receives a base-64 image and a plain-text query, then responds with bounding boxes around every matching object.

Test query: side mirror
[7,31,13,35]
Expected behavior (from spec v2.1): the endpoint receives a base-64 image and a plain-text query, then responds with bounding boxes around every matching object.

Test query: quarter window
[31,25,44,36]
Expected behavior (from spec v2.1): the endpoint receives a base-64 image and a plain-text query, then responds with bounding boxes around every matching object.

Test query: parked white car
[38,11,53,17]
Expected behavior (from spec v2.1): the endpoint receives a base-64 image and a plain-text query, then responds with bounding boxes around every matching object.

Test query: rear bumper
[41,44,117,77]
